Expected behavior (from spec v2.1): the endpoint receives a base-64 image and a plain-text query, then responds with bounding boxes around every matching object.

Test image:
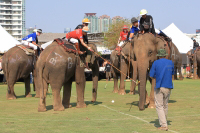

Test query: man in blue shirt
[129,17,140,40]
[21,29,42,50]
[150,49,174,131]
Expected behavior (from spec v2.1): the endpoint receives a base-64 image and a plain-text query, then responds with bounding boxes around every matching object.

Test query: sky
[26,0,200,34]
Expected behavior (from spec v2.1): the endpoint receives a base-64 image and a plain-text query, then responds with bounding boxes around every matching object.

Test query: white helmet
[33,29,42,33]
[140,9,148,16]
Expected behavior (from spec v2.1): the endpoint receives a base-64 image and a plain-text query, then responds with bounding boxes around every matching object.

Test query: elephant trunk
[138,60,149,111]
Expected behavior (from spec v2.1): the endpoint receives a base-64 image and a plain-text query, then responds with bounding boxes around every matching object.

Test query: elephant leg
[6,73,16,100]
[62,79,72,108]
[34,73,40,98]
[129,61,137,95]
[118,58,127,95]
[112,71,119,93]
[38,79,48,112]
[178,67,183,80]
[76,59,86,108]
[52,85,65,111]
[24,74,32,97]
[197,67,200,79]
[148,78,155,108]
[91,60,99,102]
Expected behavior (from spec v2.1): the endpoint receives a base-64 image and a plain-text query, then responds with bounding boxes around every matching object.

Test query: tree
[104,19,131,49]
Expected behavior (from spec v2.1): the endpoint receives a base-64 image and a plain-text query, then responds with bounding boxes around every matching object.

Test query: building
[98,14,112,32]
[84,13,99,33]
[0,0,26,41]
[25,27,34,35]
[112,16,124,24]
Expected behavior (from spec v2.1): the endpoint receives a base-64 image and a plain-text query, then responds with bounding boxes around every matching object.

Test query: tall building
[112,16,124,24]
[0,0,26,41]
[84,13,98,33]
[98,14,112,33]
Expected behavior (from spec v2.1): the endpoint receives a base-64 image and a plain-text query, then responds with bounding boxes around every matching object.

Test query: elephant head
[132,33,166,110]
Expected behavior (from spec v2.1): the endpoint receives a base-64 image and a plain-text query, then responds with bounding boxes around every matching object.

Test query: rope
[92,51,140,85]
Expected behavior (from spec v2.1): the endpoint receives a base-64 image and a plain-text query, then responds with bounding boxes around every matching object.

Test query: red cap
[122,25,128,29]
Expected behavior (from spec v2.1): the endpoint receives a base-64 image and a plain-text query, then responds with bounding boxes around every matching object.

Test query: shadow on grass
[16,95,25,99]
[169,100,176,103]
[125,90,139,94]
[150,119,172,127]
[45,101,103,111]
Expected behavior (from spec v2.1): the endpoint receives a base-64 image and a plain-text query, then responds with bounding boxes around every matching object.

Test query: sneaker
[157,127,168,131]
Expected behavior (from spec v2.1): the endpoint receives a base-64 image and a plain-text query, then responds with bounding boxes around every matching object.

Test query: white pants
[118,41,125,47]
[65,38,78,43]
[21,40,37,50]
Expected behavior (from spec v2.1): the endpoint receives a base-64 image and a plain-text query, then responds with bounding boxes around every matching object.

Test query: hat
[82,26,89,33]
[156,49,168,56]
[131,17,138,23]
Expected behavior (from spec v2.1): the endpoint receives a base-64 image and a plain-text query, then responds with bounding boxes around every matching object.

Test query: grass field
[0,79,199,133]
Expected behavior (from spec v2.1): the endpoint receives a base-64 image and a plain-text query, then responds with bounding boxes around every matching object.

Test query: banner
[196,29,200,34]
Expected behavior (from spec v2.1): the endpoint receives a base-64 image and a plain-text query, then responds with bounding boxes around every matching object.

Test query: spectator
[192,39,199,55]
[186,64,190,78]
[103,60,112,81]
[150,49,174,131]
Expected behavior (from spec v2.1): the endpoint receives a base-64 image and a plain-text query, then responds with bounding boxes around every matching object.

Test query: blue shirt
[130,21,140,34]
[22,32,37,42]
[150,58,174,89]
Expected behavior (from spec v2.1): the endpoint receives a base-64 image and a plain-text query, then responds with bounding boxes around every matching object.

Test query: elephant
[187,50,200,79]
[131,33,168,110]
[162,37,183,80]
[110,42,137,95]
[2,46,34,99]
[186,50,200,79]
[37,39,99,112]
[87,43,99,102]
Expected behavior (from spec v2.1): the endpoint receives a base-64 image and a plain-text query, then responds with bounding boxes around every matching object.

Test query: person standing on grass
[104,60,112,81]
[150,49,174,131]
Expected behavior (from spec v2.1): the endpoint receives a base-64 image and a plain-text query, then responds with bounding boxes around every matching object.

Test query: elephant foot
[129,91,135,95]
[54,105,65,111]
[63,104,72,108]
[118,90,126,95]
[76,103,87,108]
[91,99,96,103]
[6,93,17,100]
[112,89,118,93]
[38,105,47,112]
[34,94,40,98]
[25,94,32,98]
[148,104,155,109]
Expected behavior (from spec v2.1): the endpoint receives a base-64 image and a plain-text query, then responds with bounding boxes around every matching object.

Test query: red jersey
[120,31,128,41]
[186,66,190,71]
[66,29,83,40]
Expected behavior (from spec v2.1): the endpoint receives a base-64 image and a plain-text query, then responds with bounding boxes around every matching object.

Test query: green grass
[0,79,200,133]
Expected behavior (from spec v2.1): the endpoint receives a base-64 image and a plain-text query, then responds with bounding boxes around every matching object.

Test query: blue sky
[26,0,199,34]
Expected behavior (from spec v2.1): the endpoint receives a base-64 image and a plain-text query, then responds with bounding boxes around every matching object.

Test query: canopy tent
[162,23,193,53]
[97,46,112,55]
[0,25,21,53]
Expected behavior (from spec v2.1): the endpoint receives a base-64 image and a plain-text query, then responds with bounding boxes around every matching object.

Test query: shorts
[106,72,111,79]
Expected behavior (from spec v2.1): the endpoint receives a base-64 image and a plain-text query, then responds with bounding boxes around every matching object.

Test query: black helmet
[131,17,138,23]
[37,29,42,33]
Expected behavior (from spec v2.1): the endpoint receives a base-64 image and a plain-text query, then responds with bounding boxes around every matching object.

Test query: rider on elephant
[74,18,91,44]
[192,39,199,55]
[66,26,93,69]
[129,17,140,40]
[21,29,42,53]
[116,25,129,54]
[139,9,155,34]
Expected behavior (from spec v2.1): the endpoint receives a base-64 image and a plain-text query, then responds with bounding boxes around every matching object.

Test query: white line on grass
[99,104,179,133]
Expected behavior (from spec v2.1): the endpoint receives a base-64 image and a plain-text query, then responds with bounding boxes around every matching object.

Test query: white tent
[162,23,193,53]
[97,46,112,55]
[41,40,53,49]
[0,25,21,53]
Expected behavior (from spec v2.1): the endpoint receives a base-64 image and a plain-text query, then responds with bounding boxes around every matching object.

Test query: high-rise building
[98,14,112,33]
[84,13,99,33]
[112,16,124,24]
[0,0,26,41]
